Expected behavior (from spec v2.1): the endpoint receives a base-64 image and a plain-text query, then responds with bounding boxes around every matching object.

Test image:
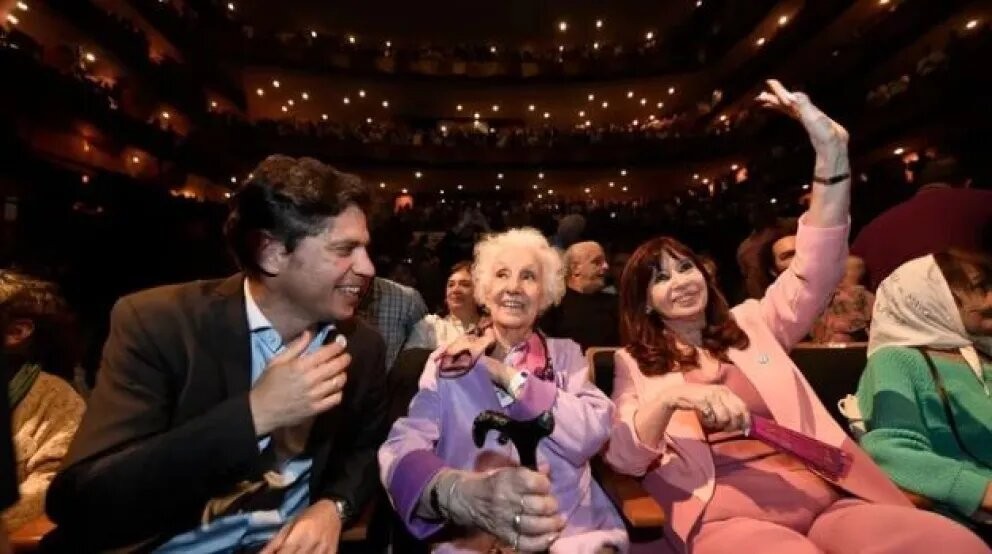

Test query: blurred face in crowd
[843,256,867,287]
[611,252,631,288]
[954,266,992,337]
[649,250,709,321]
[445,268,475,316]
[262,205,375,322]
[484,251,543,332]
[568,242,609,293]
[770,235,797,275]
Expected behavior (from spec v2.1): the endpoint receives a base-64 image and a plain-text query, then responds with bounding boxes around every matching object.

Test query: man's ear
[257,232,289,276]
[4,318,35,349]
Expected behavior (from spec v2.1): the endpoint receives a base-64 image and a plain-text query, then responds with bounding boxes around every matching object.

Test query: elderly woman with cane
[379,228,627,553]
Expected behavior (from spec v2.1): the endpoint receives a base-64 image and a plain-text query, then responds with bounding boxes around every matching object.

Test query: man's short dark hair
[916,156,968,189]
[224,155,371,276]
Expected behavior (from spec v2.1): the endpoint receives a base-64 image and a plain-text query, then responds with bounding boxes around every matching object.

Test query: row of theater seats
[6,342,873,552]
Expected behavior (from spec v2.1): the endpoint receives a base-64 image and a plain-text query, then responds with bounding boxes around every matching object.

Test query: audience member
[379,228,627,553]
[44,156,388,551]
[857,251,992,538]
[358,277,429,370]
[810,255,875,344]
[852,156,992,290]
[406,261,482,351]
[540,241,620,349]
[0,271,85,531]
[606,80,987,553]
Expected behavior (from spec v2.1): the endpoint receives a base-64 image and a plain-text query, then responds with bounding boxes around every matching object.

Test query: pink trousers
[690,498,989,554]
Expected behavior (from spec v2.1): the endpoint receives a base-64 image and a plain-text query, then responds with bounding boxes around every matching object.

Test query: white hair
[472,227,565,313]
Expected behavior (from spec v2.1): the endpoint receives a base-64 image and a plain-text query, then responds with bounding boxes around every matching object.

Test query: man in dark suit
[45,156,387,553]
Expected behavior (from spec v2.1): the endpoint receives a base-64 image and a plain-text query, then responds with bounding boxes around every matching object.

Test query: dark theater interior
[0,0,991,552]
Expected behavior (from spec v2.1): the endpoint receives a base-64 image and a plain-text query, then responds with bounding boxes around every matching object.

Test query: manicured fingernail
[335,334,348,347]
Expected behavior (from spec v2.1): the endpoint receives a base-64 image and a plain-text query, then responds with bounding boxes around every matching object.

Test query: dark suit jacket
[44,275,388,551]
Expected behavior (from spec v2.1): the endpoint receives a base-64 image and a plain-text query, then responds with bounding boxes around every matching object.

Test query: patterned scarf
[8,363,41,409]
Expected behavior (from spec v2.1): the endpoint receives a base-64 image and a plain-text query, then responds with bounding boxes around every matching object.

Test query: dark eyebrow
[327,240,364,249]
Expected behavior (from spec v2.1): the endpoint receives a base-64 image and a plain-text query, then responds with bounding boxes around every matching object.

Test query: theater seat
[788,343,868,429]
[585,347,666,537]
[11,515,54,553]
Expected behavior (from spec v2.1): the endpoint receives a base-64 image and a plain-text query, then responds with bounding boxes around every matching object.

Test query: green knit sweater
[858,346,992,521]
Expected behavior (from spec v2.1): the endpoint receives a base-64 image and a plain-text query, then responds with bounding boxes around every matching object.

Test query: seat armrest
[592,457,665,528]
[341,499,376,542]
[10,514,55,553]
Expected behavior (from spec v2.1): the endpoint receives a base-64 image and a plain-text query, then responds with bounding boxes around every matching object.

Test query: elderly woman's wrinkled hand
[448,467,565,552]
[438,327,497,377]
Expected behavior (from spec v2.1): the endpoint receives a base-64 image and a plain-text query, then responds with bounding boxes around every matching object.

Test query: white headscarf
[869,254,992,378]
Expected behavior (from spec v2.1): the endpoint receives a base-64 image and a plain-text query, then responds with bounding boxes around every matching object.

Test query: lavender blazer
[379,337,629,553]
[605,215,910,553]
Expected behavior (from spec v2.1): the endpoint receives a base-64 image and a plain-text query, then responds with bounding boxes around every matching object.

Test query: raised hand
[757,79,849,163]
[249,330,350,436]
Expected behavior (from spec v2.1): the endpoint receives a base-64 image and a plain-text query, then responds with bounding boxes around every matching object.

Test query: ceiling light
[131,155,140,164]
[287,99,295,106]
[385,40,392,48]
[578,110,586,117]
[490,45,497,54]
[281,105,288,112]
[272,80,280,88]
[543,112,551,119]
[402,188,408,194]
[230,176,237,184]
[645,31,654,40]
[322,113,328,120]
[473,112,480,120]
[558,21,568,32]
[631,119,639,126]
[778,15,789,26]
[756,37,766,46]
[342,97,350,104]
[16,2,28,11]
[6,13,19,24]
[310,30,318,38]
[492,104,499,112]
[381,100,389,108]
[966,19,980,30]
[495,185,501,191]
[584,188,591,194]
[456,104,463,111]
[415,171,423,178]
[440,125,447,133]
[593,42,600,50]
[538,173,545,179]
[878,0,889,4]
[669,87,676,95]
[719,114,728,122]
[440,190,445,194]
[366,117,373,123]
[596,19,603,29]
[893,147,905,155]
[301,92,309,100]
[731,164,739,171]
[81,175,90,183]
[702,178,710,184]
[693,174,700,180]
[609,182,615,187]
[620,169,627,176]
[648,114,656,120]
[548,189,554,194]
[657,101,664,108]
[538,193,543,199]
[256,88,264,96]
[696,0,702,6]
[161,111,170,119]
[210,100,218,108]
[533,184,538,190]
[627,91,634,98]
[348,35,356,44]
[588,93,595,101]
[379,182,386,189]
[227,2,235,11]
[585,120,592,127]
[770,198,778,204]
[558,45,564,53]
[622,186,628,192]
[601,101,609,108]
[358,90,366,97]
[458,184,464,190]
[84,52,97,62]
[640,98,647,106]
[528,104,535,111]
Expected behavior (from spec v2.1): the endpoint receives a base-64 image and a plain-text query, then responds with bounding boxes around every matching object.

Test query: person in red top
[852,156,992,290]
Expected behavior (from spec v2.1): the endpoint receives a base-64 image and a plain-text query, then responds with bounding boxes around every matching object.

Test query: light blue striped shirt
[156,281,332,553]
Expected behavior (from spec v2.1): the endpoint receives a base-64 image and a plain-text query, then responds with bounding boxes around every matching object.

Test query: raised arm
[754,80,852,348]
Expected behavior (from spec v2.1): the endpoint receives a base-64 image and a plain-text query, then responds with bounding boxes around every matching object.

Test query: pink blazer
[605,216,910,552]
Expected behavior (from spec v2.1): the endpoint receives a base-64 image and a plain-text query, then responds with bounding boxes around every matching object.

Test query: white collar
[244,278,273,332]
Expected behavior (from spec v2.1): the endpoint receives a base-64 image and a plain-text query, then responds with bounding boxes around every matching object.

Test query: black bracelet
[811,173,851,185]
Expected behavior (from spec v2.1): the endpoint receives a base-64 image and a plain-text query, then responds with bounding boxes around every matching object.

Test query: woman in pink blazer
[605,80,989,553]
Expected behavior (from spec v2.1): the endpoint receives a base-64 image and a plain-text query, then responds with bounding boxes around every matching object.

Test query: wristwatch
[330,497,354,526]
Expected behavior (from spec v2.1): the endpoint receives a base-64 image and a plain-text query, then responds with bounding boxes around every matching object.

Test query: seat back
[586,347,620,398]
[788,343,868,429]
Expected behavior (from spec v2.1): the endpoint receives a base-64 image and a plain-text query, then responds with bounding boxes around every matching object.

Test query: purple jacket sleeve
[757,213,850,350]
[507,340,614,467]
[377,358,448,539]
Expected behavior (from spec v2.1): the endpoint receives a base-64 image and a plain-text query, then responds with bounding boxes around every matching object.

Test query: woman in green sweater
[858,249,992,536]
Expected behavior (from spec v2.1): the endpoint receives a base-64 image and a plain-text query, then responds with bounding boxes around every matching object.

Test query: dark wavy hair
[620,237,750,376]
[757,217,799,284]
[224,155,371,277]
[0,271,80,380]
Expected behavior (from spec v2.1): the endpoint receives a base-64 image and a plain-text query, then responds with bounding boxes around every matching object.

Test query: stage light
[538,173,545,179]
[719,114,728,122]
[281,105,288,112]
[584,188,591,194]
[402,188,408,194]
[366,117,373,123]
[230,176,237,184]
[458,184,464,190]
[622,186,628,192]
[495,185,501,190]
[609,182,615,188]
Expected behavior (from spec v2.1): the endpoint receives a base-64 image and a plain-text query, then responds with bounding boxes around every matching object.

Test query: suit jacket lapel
[209,274,253,397]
